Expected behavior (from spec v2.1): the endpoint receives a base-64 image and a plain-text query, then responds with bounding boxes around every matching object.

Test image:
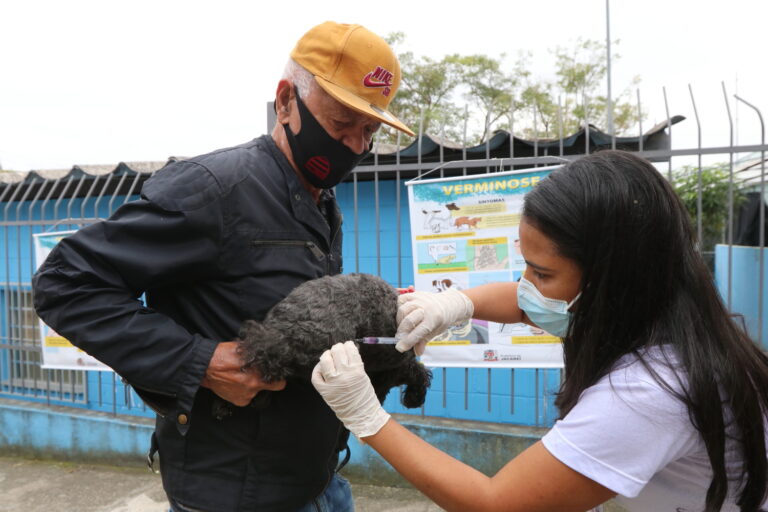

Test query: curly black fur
[238,273,432,409]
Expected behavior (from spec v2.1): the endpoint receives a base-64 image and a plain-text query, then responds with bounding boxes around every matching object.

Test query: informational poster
[406,166,565,368]
[33,231,111,371]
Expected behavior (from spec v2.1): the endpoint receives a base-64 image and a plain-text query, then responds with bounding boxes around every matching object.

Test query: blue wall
[335,179,414,287]
[715,244,768,349]
[1,182,559,427]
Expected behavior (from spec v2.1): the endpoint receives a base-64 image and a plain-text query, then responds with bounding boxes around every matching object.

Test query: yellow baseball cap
[290,22,415,137]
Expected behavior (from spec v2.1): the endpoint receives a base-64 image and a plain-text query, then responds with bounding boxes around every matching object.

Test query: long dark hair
[523,150,768,511]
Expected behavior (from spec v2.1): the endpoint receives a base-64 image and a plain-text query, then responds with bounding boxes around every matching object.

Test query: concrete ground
[0,456,441,512]
[0,456,627,512]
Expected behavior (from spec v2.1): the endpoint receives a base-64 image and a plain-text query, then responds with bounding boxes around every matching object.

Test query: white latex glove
[395,288,474,356]
[311,341,391,439]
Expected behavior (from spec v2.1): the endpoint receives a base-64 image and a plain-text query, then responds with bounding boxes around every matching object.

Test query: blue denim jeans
[295,474,354,512]
[169,473,354,512]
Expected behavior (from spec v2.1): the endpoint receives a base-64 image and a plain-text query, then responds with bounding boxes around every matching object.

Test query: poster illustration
[33,231,111,371]
[406,166,565,368]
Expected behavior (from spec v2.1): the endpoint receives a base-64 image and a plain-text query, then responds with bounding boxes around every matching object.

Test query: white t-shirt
[541,347,768,512]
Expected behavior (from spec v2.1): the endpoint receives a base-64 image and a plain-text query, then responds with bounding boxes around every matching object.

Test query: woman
[312,151,768,512]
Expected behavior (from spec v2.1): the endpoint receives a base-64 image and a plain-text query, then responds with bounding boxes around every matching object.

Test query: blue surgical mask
[516,276,580,338]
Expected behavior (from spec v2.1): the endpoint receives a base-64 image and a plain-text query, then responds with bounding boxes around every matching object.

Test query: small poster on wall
[406,166,565,368]
[33,231,112,371]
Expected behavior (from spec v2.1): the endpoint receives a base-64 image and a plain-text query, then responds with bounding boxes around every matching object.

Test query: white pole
[606,0,614,145]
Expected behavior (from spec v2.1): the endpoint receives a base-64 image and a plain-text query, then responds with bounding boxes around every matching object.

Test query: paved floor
[0,456,441,512]
[0,456,628,512]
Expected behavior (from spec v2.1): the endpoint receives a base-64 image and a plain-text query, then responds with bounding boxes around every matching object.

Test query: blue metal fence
[0,169,561,427]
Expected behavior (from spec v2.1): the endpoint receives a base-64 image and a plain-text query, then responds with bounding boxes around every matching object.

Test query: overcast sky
[1,0,765,171]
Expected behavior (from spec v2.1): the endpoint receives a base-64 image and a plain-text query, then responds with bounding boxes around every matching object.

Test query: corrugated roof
[1,116,684,189]
[0,160,175,186]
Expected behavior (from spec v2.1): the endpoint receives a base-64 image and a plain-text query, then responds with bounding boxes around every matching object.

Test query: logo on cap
[305,156,331,179]
[363,66,394,97]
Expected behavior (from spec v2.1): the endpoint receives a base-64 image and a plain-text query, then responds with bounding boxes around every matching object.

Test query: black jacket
[32,136,347,511]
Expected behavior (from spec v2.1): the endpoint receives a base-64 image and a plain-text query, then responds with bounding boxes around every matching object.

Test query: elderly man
[32,22,414,512]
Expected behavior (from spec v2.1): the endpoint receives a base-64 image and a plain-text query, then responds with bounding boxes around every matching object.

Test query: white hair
[282,59,315,98]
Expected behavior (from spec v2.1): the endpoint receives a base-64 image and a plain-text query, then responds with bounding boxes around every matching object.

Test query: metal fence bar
[533,104,539,161]
[38,178,61,404]
[14,180,36,397]
[98,371,103,409]
[3,183,22,394]
[663,86,673,182]
[442,367,447,408]
[485,116,491,173]
[396,166,402,288]
[688,84,704,249]
[53,177,75,221]
[558,97,564,157]
[637,89,643,153]
[121,173,142,205]
[353,172,359,273]
[543,369,548,425]
[417,112,424,178]
[510,369,515,414]
[440,122,445,171]
[107,173,130,213]
[509,102,515,161]
[734,94,765,344]
[606,0,614,151]
[535,369,540,427]
[27,180,49,397]
[375,170,381,277]
[65,175,87,224]
[80,174,101,219]
[464,367,468,410]
[584,93,590,156]
[722,83,734,310]
[462,105,468,176]
[40,178,62,227]
[92,172,114,219]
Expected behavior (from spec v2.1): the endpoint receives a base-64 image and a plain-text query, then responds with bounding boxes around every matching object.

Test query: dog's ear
[401,366,433,408]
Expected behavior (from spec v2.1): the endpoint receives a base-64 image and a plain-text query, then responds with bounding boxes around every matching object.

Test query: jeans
[169,473,354,512]
[295,474,354,512]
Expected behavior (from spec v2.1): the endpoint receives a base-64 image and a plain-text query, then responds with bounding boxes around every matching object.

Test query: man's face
[297,85,382,155]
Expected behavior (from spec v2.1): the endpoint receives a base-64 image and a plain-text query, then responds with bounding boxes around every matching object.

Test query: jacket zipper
[251,239,326,261]
[327,219,341,275]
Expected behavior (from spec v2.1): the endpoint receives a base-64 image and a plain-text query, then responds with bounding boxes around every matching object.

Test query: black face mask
[282,89,371,189]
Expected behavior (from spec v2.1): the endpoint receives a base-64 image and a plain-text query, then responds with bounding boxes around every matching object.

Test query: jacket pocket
[236,238,328,320]
[251,239,326,263]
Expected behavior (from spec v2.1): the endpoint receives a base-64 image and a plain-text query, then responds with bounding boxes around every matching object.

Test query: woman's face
[519,218,582,303]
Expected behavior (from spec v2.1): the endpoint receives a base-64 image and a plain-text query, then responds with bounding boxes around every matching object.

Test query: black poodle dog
[238,273,432,409]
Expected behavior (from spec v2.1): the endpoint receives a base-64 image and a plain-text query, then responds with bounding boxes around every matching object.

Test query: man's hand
[201,341,286,406]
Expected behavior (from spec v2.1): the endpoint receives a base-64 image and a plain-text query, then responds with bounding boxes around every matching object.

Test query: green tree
[382,34,643,144]
[449,53,519,143]
[384,32,464,144]
[501,39,641,140]
[673,164,745,252]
